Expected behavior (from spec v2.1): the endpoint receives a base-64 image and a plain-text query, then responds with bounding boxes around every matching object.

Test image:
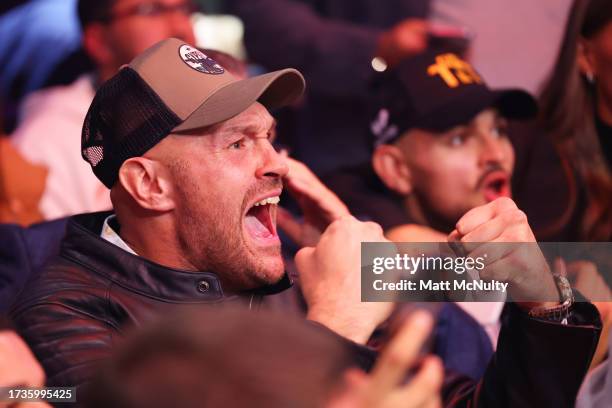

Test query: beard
[170,164,284,292]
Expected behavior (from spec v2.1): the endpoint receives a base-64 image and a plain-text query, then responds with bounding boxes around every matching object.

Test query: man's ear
[371,144,412,195]
[82,24,115,68]
[118,158,176,211]
[577,38,596,79]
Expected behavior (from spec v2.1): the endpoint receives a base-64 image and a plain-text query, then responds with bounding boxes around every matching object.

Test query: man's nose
[255,142,289,179]
[479,134,506,165]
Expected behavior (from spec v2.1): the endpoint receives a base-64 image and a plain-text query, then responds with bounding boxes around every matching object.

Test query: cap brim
[417,87,537,132]
[492,89,538,120]
[173,68,305,132]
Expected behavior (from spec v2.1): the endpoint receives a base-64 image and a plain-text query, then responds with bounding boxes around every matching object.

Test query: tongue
[244,206,273,239]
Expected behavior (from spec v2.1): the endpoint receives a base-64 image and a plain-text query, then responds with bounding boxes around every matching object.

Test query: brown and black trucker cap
[82,38,305,189]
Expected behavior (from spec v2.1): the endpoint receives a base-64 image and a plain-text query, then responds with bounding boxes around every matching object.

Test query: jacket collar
[60,211,292,303]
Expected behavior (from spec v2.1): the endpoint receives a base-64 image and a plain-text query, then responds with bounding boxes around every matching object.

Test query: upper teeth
[253,196,280,207]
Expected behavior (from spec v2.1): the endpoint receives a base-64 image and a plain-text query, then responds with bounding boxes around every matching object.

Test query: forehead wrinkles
[214,104,275,139]
[147,103,275,161]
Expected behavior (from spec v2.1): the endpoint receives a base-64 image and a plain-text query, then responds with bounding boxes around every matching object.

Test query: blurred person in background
[368,51,536,243]
[325,49,536,245]
[511,1,612,368]
[0,138,47,225]
[8,0,198,221]
[0,97,47,225]
[514,0,612,242]
[225,0,431,177]
[84,308,443,408]
[0,0,81,130]
[536,2,612,404]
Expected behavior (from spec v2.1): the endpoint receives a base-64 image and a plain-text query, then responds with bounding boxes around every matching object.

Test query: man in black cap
[360,49,545,354]
[9,39,603,407]
[369,50,536,242]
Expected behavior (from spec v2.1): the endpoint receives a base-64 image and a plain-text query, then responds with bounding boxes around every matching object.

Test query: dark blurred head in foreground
[78,0,197,81]
[84,308,355,408]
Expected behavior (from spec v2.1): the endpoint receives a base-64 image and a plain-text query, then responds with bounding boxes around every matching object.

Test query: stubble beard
[174,177,284,291]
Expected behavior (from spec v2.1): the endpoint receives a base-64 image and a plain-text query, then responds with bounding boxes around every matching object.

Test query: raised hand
[448,197,559,310]
[0,330,51,408]
[297,216,393,344]
[328,311,443,408]
[376,19,429,68]
[279,157,350,247]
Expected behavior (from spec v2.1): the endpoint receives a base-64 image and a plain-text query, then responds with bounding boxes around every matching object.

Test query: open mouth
[243,195,280,245]
[481,171,510,202]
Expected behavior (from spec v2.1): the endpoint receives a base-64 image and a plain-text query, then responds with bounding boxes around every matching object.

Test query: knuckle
[364,221,384,235]
[383,349,407,368]
[502,209,526,224]
[495,196,516,209]
[295,247,313,265]
[328,218,345,232]
[513,209,527,223]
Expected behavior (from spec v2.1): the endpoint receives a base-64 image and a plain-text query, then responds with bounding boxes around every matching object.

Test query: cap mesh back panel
[82,67,181,188]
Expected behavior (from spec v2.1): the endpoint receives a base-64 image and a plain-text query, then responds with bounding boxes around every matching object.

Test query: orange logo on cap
[427,53,482,88]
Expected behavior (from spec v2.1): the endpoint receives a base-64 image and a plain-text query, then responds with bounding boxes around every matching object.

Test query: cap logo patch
[427,53,481,88]
[179,45,224,75]
[371,108,399,146]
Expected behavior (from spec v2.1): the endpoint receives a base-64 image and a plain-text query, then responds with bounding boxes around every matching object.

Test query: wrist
[513,273,560,311]
[518,300,559,311]
[525,274,575,323]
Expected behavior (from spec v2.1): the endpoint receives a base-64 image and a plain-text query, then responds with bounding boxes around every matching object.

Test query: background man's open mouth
[480,171,510,202]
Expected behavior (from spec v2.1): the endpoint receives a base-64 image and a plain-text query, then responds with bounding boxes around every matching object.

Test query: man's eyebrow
[217,119,277,139]
[495,112,508,122]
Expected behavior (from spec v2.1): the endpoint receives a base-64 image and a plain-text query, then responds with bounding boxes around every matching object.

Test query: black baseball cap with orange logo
[370,48,537,146]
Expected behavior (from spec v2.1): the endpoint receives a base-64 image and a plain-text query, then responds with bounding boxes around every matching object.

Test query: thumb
[295,246,316,275]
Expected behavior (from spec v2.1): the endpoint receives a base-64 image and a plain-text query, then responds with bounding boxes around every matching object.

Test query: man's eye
[492,125,509,139]
[229,140,244,149]
[449,134,465,146]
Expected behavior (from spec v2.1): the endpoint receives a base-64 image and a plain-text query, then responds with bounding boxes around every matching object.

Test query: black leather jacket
[10,211,603,407]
